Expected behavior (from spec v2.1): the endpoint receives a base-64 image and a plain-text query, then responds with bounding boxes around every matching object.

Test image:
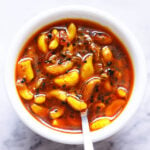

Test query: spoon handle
[81,112,94,150]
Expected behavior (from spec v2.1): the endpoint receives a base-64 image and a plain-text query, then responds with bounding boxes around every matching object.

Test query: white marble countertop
[0,0,150,149]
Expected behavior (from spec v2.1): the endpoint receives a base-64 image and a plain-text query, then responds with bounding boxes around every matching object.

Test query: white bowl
[5,6,147,144]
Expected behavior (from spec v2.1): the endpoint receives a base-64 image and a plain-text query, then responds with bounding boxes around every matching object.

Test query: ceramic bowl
[5,6,147,144]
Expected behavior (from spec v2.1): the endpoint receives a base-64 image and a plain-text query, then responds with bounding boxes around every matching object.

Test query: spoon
[81,110,94,150]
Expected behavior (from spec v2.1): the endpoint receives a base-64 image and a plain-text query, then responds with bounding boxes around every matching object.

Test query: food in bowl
[15,19,134,133]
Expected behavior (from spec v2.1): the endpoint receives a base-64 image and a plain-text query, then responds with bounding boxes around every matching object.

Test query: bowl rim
[5,5,147,144]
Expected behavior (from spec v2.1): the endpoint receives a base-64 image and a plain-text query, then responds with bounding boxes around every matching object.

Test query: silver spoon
[81,110,94,150]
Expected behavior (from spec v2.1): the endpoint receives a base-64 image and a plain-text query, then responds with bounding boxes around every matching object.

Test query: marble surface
[0,0,150,149]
